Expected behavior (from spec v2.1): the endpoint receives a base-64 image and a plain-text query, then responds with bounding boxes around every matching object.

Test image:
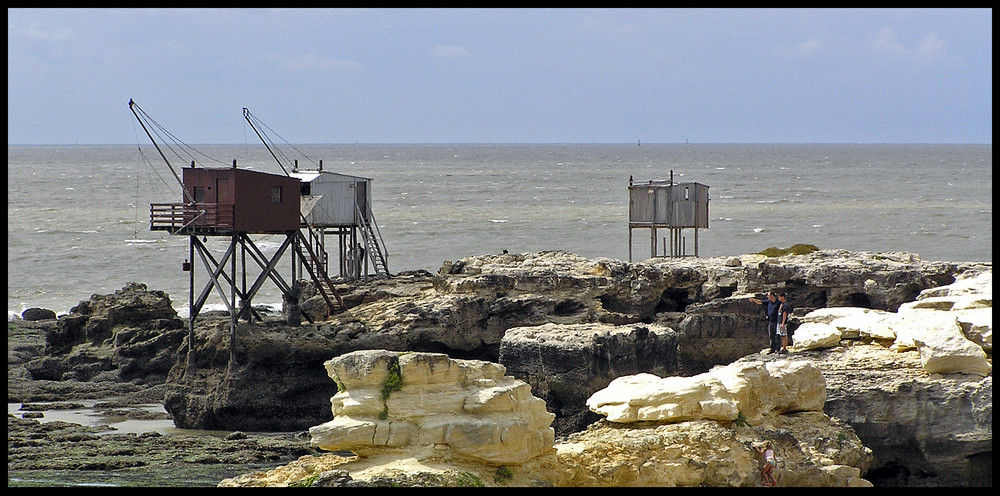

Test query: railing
[355,203,389,278]
[299,214,327,275]
[150,203,235,234]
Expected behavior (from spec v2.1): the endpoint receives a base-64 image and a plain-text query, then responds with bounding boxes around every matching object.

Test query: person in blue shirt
[749,291,782,354]
[777,292,793,354]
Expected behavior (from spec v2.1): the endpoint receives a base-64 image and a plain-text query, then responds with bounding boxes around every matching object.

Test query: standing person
[355,243,366,279]
[753,441,779,486]
[749,291,782,354]
[345,245,356,280]
[778,292,793,354]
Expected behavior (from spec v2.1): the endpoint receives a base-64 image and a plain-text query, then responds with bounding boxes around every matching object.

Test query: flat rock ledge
[221,352,871,487]
[793,270,991,376]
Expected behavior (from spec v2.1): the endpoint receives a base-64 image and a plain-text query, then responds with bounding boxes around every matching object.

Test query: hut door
[216,178,233,204]
[355,180,368,219]
[215,177,234,228]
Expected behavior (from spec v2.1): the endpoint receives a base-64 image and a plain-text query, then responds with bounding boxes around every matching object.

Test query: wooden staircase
[356,204,389,278]
[295,217,344,315]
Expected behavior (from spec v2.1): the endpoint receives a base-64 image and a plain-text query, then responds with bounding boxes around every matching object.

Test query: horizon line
[7,141,994,146]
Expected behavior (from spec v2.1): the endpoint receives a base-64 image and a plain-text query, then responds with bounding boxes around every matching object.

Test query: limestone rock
[587,372,738,423]
[801,306,871,325]
[553,413,872,487]
[309,350,555,465]
[498,322,678,435]
[791,322,843,351]
[794,343,992,488]
[24,282,185,384]
[788,267,991,378]
[956,307,992,352]
[235,353,871,487]
[828,309,897,340]
[573,360,868,487]
[586,360,825,425]
[912,324,992,376]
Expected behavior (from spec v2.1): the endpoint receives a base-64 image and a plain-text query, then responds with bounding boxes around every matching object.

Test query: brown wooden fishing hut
[149,162,344,367]
[130,99,349,371]
[151,166,301,234]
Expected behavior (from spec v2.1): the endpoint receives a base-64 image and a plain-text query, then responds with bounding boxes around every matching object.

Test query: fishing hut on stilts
[130,100,356,372]
[242,108,389,282]
[628,171,710,261]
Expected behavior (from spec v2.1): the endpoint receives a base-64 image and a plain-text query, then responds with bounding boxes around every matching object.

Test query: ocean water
[7,143,992,319]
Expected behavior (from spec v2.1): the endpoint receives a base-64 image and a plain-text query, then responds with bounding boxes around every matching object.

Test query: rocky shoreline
[8,249,992,487]
[8,321,324,487]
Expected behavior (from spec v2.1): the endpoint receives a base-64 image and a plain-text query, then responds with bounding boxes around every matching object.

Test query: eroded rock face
[30,251,984,487]
[794,343,993,488]
[308,350,555,465]
[164,250,990,487]
[335,250,981,367]
[553,414,872,487]
[499,322,678,435]
[713,269,993,488]
[25,282,185,384]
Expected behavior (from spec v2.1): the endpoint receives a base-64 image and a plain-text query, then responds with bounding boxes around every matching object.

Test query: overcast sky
[7,8,993,145]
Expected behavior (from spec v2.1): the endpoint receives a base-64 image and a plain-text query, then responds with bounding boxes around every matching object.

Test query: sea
[7,143,993,320]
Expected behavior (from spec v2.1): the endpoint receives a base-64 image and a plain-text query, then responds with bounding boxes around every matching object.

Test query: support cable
[243,108,321,174]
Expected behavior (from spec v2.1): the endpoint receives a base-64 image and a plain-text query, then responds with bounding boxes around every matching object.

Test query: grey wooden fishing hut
[238,107,389,282]
[291,162,389,281]
[628,173,710,261]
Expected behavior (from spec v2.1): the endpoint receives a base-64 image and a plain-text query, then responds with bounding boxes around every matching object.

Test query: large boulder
[552,414,872,487]
[20,307,57,321]
[308,350,555,465]
[569,360,870,487]
[586,360,826,425]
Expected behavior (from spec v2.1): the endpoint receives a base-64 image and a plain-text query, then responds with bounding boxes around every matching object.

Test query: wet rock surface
[8,316,321,487]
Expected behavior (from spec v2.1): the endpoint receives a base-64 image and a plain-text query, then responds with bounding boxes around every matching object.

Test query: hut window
[685,187,690,200]
[193,187,205,203]
[271,186,282,203]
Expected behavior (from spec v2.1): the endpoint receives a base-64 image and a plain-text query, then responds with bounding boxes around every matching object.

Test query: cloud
[15,22,78,42]
[774,37,822,59]
[432,44,472,58]
[872,26,951,68]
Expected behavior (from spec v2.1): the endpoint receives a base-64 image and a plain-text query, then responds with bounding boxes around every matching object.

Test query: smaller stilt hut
[628,172,710,261]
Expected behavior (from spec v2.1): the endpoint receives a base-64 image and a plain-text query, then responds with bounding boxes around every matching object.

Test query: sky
[7,8,993,145]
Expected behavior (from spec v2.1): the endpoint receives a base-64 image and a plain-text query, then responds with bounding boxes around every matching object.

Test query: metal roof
[290,170,373,183]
